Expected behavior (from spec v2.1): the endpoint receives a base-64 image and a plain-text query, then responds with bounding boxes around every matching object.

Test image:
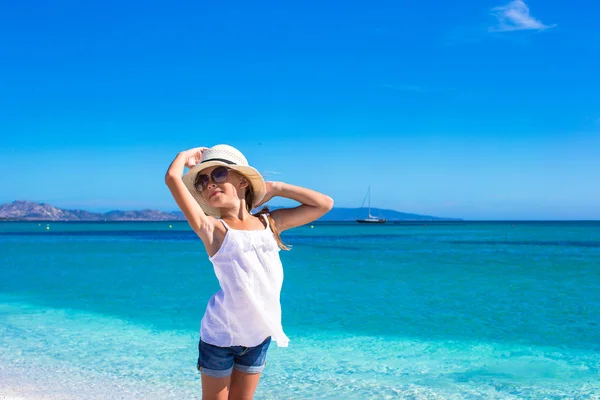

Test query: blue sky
[1,0,599,220]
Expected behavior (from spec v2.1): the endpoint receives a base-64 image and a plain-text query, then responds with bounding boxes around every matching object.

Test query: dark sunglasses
[194,166,231,192]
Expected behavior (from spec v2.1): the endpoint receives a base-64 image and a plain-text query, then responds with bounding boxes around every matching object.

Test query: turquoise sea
[1,221,599,399]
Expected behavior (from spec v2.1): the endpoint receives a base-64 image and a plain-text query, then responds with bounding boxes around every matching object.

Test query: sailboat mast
[356,186,386,223]
[368,186,372,218]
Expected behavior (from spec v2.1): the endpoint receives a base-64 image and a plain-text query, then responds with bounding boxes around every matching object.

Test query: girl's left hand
[255,181,281,207]
[183,147,208,169]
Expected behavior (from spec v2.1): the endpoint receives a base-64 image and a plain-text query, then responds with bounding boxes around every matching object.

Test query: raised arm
[164,148,214,239]
[257,182,334,232]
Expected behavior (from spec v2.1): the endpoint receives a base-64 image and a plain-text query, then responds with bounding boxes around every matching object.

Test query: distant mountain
[172,207,458,221]
[0,201,185,221]
[315,207,459,221]
[0,201,459,222]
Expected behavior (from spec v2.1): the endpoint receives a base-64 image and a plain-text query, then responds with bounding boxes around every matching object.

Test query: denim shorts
[197,336,271,378]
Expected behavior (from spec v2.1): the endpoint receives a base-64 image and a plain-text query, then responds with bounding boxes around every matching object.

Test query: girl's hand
[183,147,208,169]
[255,181,282,208]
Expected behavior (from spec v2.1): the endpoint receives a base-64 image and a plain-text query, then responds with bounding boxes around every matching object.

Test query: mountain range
[0,200,460,222]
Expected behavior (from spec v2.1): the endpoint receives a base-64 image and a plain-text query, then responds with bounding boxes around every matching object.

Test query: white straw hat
[182,144,266,218]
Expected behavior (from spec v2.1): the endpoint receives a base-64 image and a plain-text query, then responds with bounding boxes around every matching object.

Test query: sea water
[1,221,599,399]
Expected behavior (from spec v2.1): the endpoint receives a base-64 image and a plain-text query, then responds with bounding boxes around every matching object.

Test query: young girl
[165,144,333,400]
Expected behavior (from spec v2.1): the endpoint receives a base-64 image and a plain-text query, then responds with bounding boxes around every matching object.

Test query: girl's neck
[219,203,252,222]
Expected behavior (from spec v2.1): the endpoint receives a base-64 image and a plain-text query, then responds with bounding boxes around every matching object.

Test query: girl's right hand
[183,147,208,169]
[255,181,282,207]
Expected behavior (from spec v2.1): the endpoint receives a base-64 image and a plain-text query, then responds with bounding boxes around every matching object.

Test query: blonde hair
[245,183,290,251]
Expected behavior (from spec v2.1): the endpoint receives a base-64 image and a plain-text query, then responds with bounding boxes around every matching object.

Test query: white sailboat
[356,186,386,224]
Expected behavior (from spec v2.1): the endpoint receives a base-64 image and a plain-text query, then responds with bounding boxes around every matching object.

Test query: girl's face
[196,166,246,207]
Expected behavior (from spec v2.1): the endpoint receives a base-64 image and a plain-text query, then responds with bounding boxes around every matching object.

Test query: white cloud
[262,171,283,177]
[490,0,556,32]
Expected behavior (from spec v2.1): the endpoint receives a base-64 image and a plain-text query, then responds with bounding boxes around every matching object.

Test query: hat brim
[182,161,266,218]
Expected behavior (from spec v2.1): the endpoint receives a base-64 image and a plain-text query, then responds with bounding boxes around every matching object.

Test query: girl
[165,144,333,400]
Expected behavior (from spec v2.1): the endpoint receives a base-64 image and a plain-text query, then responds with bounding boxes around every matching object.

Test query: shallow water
[1,221,599,398]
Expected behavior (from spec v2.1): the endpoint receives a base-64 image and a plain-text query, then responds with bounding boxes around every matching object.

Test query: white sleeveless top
[200,214,290,348]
